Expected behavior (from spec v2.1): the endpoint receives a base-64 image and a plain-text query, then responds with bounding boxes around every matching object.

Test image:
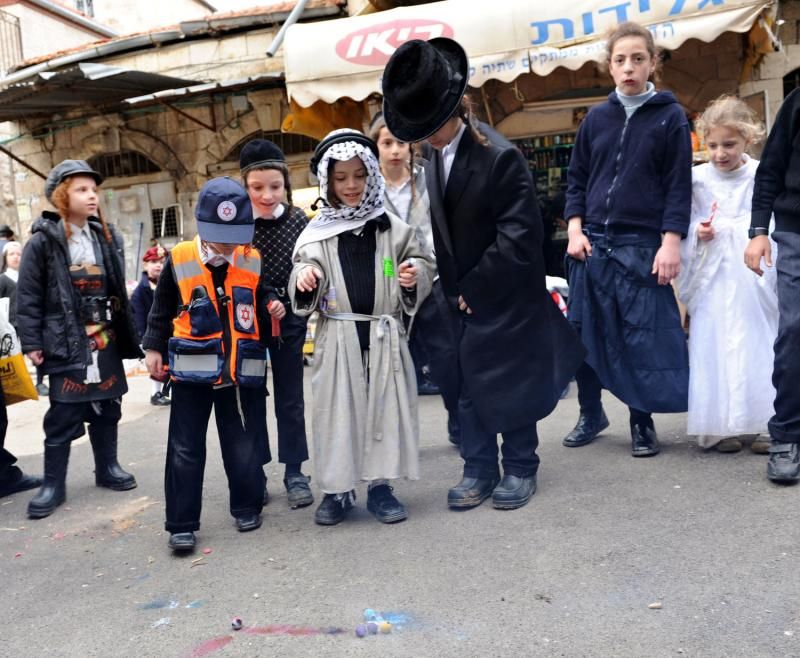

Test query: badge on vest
[236,303,255,330]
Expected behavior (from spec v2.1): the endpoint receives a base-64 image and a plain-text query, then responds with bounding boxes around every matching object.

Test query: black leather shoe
[0,467,42,499]
[767,442,800,484]
[492,474,537,510]
[235,514,262,532]
[367,484,408,523]
[447,476,500,509]
[562,409,609,447]
[150,392,171,406]
[631,422,660,457]
[314,492,354,526]
[168,532,196,552]
[417,376,440,396]
[284,473,314,509]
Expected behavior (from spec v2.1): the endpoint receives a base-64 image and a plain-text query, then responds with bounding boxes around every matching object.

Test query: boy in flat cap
[17,159,142,519]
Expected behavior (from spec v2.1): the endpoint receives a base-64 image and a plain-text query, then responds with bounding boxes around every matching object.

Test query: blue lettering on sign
[530,0,723,44]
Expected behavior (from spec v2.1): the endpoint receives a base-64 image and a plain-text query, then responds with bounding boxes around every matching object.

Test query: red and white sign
[335,20,454,66]
[236,303,254,330]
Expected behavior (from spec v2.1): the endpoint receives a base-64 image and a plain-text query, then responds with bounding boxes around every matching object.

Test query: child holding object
[143,177,278,551]
[677,96,776,453]
[290,129,434,526]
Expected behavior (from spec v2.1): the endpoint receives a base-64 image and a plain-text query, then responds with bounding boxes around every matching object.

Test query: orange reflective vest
[168,240,266,387]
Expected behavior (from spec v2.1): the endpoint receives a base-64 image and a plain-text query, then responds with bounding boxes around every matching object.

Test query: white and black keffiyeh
[294,130,386,252]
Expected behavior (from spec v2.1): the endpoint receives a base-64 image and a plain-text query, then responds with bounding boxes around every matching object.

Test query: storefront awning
[0,63,198,121]
[284,0,773,107]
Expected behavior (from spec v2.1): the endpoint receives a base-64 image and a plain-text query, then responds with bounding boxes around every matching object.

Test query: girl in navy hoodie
[563,21,691,458]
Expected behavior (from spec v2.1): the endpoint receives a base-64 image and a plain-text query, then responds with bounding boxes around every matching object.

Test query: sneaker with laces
[366,484,407,523]
[767,442,800,483]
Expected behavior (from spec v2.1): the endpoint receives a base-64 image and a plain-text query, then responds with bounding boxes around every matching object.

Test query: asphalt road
[0,373,797,657]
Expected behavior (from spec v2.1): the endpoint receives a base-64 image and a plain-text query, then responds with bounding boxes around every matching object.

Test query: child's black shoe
[168,532,196,552]
[235,514,262,532]
[367,484,407,523]
[314,491,354,525]
[284,473,314,509]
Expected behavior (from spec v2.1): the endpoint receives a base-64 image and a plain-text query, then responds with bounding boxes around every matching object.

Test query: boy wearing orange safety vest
[143,177,282,552]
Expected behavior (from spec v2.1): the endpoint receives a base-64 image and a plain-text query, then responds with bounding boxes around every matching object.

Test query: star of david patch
[217,200,237,222]
[236,303,254,330]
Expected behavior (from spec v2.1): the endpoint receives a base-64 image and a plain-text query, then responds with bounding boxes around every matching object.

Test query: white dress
[677,156,778,444]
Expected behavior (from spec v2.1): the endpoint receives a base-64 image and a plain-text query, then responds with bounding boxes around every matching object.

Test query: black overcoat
[425,124,585,432]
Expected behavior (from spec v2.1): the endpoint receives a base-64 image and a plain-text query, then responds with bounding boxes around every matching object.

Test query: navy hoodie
[565,90,692,236]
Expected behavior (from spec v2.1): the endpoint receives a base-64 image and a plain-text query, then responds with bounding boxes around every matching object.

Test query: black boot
[28,444,70,519]
[562,408,609,447]
[89,426,137,491]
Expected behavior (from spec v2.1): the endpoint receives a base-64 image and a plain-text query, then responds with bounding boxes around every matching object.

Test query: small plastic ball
[355,624,367,638]
[367,622,378,635]
[363,608,377,621]
[231,617,243,631]
[379,621,392,634]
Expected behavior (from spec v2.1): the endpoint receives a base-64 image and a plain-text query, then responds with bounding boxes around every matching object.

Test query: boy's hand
[296,266,322,292]
[26,350,43,366]
[652,232,681,285]
[267,300,286,320]
[397,260,417,289]
[145,349,166,381]
[744,235,772,276]
[566,217,592,260]
[457,295,473,314]
[697,223,715,242]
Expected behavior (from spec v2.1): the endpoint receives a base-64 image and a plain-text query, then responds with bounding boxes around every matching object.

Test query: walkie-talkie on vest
[190,285,208,305]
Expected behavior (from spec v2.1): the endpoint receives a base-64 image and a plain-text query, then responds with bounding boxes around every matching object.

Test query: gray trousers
[770,231,800,443]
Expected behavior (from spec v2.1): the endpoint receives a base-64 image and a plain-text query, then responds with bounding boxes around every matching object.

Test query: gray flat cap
[45,160,103,202]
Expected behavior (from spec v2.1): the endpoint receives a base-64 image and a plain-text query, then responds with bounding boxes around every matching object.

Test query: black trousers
[165,382,268,533]
[458,388,539,479]
[575,361,651,426]
[43,398,121,447]
[266,308,309,465]
[409,282,460,422]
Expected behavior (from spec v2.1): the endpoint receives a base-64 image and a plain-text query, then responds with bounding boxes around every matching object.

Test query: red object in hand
[701,201,718,227]
[268,300,282,339]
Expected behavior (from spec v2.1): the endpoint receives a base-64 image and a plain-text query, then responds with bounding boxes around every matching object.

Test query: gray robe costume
[290,213,434,493]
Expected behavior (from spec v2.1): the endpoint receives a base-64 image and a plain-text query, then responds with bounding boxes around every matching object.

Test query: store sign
[285,0,772,107]
[335,20,454,66]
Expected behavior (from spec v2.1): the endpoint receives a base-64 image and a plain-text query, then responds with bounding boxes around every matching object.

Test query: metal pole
[0,144,46,179]
[265,0,309,58]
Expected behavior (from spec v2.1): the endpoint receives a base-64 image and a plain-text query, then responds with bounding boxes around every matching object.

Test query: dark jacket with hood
[16,211,143,375]
[565,90,692,236]
[130,272,154,340]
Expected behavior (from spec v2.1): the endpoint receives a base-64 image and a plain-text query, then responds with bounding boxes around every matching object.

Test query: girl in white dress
[678,96,777,452]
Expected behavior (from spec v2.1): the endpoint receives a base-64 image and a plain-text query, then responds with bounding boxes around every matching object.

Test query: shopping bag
[0,298,37,404]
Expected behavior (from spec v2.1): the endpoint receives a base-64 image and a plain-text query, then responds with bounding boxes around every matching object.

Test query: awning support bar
[266,0,309,58]
[0,144,47,180]
[158,100,217,132]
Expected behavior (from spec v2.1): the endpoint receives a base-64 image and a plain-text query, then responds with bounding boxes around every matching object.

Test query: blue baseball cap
[195,177,254,244]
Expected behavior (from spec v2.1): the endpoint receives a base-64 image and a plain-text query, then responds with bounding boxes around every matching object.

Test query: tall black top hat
[382,38,469,143]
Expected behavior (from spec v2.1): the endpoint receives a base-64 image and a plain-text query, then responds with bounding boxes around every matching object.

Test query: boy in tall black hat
[382,38,584,510]
[239,139,314,509]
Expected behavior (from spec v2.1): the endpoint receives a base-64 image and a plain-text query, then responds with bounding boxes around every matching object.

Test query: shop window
[226,131,318,161]
[89,151,161,179]
[152,205,180,238]
[784,68,800,96]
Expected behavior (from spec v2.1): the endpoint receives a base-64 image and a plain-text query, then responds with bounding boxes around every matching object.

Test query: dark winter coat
[16,211,143,375]
[565,90,692,236]
[130,272,154,341]
[425,123,585,432]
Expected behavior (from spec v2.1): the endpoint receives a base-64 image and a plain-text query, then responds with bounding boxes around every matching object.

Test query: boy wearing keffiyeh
[290,129,435,526]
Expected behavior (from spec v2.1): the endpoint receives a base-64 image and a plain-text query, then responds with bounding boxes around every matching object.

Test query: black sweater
[752,87,800,233]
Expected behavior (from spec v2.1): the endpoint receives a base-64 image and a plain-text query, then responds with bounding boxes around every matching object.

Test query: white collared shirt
[441,122,467,185]
[385,176,412,221]
[197,235,236,267]
[66,222,96,266]
[257,203,285,221]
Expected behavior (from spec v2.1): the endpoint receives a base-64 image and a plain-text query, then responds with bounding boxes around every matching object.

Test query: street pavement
[0,371,798,657]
